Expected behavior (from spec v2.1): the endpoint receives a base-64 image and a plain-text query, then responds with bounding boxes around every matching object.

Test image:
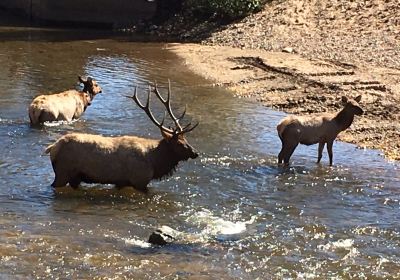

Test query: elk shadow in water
[51,183,185,207]
[271,163,358,194]
[52,185,168,202]
[50,186,150,213]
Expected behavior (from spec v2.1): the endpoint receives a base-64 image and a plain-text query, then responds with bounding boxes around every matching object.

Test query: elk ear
[341,96,348,104]
[161,130,173,141]
[354,95,362,102]
[78,76,87,84]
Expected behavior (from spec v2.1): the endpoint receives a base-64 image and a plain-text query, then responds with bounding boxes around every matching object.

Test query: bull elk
[29,76,102,125]
[45,81,199,192]
[277,95,363,166]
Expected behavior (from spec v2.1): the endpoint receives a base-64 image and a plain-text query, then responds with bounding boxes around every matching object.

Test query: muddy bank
[168,43,400,160]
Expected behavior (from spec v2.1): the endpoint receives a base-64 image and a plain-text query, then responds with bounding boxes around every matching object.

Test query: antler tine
[153,80,183,132]
[180,122,192,132]
[177,105,186,121]
[128,85,173,134]
[159,111,167,127]
[145,84,151,108]
[179,121,199,134]
[128,86,145,109]
[167,80,183,130]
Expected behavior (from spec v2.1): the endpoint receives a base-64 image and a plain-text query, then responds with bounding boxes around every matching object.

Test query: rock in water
[148,226,181,245]
[148,230,175,245]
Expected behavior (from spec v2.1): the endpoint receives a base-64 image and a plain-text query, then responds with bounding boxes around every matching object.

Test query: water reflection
[0,23,399,279]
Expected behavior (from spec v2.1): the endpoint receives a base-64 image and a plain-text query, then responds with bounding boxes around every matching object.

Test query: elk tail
[277,122,286,140]
[45,143,55,154]
[44,141,61,162]
[44,137,66,161]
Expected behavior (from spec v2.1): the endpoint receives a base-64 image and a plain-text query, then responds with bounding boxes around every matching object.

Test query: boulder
[148,225,183,245]
[148,225,202,246]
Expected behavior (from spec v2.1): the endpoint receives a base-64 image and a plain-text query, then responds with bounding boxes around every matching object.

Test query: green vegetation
[183,0,266,20]
[151,0,268,37]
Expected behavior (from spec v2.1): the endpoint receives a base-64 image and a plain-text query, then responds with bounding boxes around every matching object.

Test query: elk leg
[136,186,149,194]
[115,183,130,190]
[133,184,149,193]
[39,110,56,123]
[69,176,81,189]
[327,141,334,166]
[50,161,68,187]
[278,148,284,164]
[51,174,69,188]
[278,138,285,164]
[283,142,299,165]
[130,180,149,193]
[51,161,79,188]
[317,142,325,163]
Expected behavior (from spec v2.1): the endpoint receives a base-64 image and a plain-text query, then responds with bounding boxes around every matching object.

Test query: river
[0,21,399,279]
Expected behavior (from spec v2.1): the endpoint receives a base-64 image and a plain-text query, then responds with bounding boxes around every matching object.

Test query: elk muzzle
[185,142,199,159]
[190,149,199,159]
[356,107,364,115]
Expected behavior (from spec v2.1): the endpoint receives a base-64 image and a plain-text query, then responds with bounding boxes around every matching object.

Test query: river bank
[167,43,399,160]
[159,0,400,161]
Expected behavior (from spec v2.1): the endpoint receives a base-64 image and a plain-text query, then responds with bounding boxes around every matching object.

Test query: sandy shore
[168,43,400,160]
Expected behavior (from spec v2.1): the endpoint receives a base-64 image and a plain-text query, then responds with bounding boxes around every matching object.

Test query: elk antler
[127,85,173,134]
[127,81,198,135]
[153,80,184,131]
[153,80,198,135]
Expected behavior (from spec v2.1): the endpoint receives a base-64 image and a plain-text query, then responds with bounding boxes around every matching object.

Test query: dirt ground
[168,43,400,160]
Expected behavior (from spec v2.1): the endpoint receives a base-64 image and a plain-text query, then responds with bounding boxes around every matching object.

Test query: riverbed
[0,24,399,279]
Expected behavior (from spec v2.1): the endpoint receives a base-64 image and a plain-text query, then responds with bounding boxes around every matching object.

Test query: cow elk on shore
[277,95,363,166]
[45,81,199,192]
[29,76,102,125]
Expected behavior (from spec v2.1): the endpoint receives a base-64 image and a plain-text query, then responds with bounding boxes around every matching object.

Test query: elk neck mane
[148,138,181,180]
[333,106,355,131]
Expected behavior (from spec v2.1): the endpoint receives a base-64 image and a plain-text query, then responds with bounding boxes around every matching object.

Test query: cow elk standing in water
[29,76,102,125]
[45,81,199,192]
[277,95,363,166]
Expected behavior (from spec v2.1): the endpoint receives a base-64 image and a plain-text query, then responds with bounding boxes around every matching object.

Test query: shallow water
[0,23,399,279]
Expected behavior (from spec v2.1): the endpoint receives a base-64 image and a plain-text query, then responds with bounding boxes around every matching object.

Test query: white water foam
[123,237,151,248]
[43,119,78,127]
[186,209,256,241]
[318,238,354,252]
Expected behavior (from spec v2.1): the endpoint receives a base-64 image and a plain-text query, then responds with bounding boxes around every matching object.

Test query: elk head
[78,76,102,98]
[342,95,363,115]
[128,80,199,160]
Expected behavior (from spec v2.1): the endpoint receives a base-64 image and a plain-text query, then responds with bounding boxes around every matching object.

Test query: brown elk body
[29,76,102,125]
[277,95,363,165]
[45,82,198,192]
